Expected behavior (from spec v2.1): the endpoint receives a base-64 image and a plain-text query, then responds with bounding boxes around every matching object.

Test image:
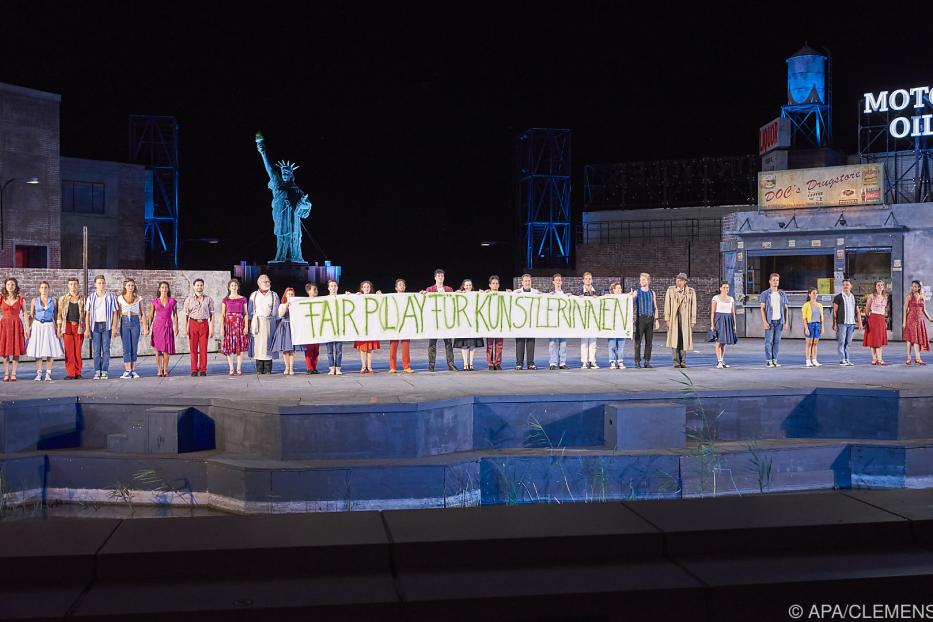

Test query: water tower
[781,44,832,148]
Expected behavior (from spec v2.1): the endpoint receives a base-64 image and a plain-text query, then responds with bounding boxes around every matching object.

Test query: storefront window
[746,253,834,294]
[846,248,892,329]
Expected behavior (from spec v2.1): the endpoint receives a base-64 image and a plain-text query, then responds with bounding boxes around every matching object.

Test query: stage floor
[1,337,929,405]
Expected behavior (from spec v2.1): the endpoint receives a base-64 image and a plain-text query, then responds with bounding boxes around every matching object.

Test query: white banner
[289,292,633,345]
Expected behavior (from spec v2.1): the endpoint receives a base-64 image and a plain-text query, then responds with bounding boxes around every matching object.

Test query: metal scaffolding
[130,115,180,268]
[583,156,758,211]
[858,102,932,204]
[518,128,571,270]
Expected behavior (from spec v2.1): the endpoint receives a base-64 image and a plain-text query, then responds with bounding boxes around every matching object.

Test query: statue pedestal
[233,260,342,292]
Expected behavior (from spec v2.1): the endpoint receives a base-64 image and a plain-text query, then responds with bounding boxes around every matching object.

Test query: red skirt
[863,313,888,347]
[0,315,26,357]
[354,340,380,352]
[904,309,930,350]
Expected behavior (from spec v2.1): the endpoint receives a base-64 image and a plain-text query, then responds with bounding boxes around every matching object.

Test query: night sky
[2,1,925,289]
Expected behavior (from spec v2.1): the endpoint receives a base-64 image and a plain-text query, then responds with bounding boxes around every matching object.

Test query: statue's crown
[275,160,300,173]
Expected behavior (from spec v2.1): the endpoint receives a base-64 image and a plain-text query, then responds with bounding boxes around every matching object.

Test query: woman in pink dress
[0,277,26,382]
[903,280,933,366]
[863,280,889,365]
[148,281,178,377]
[221,278,249,375]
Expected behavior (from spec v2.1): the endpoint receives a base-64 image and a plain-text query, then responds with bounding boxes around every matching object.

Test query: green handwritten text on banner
[289,292,633,344]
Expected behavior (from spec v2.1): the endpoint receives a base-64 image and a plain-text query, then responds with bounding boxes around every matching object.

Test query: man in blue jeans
[548,273,568,370]
[832,279,862,366]
[759,273,789,368]
[84,275,120,379]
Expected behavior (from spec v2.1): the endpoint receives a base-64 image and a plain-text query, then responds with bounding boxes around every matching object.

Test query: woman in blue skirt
[710,280,738,368]
[271,287,297,375]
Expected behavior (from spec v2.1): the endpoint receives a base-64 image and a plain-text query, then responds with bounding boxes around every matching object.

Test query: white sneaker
[839,361,848,366]
[34,371,42,382]
[723,362,730,368]
[581,363,588,369]
[716,361,725,369]
[120,371,131,379]
[44,371,52,382]
[101,371,109,380]
[846,360,855,366]
[813,360,822,367]
[131,371,140,379]
[93,371,101,380]
[335,368,342,375]
[773,361,782,368]
[806,360,813,368]
[766,360,775,368]
[617,361,626,369]
[590,362,600,369]
[609,361,617,369]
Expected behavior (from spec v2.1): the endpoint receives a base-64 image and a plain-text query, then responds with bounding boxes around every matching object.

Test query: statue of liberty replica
[255,132,312,263]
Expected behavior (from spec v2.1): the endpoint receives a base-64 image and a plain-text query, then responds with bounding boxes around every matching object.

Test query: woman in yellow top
[801,287,824,367]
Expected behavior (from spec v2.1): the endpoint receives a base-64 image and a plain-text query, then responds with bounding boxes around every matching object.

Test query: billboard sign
[758,164,884,209]
[759,117,792,155]
[863,87,933,138]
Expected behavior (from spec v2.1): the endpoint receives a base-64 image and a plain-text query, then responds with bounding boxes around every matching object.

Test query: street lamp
[0,177,40,250]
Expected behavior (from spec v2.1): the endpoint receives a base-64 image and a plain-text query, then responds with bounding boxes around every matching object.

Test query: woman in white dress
[26,281,64,382]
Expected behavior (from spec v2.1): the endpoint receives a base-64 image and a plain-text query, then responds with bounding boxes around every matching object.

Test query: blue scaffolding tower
[130,115,180,268]
[518,128,571,270]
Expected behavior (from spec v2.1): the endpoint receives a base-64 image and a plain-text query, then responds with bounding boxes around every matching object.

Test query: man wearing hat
[664,273,697,368]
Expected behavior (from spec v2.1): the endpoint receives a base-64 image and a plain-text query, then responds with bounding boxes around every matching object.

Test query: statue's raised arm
[255,132,275,181]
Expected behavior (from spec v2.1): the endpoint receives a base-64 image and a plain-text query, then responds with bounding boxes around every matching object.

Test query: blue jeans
[764,320,783,362]
[548,338,567,366]
[608,338,626,362]
[121,316,140,363]
[837,323,855,362]
[92,322,112,372]
[326,342,343,367]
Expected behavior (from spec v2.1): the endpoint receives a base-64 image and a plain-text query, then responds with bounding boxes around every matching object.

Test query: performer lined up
[221,278,249,376]
[85,276,120,380]
[514,273,538,370]
[904,280,932,365]
[6,272,933,375]
[632,273,659,368]
[303,283,321,374]
[149,281,178,378]
[0,278,25,382]
[59,278,85,379]
[182,278,215,377]
[424,269,456,372]
[26,281,63,381]
[710,280,737,369]
[485,275,504,370]
[353,281,380,374]
[802,288,824,367]
[324,279,343,375]
[117,278,147,379]
[388,279,412,374]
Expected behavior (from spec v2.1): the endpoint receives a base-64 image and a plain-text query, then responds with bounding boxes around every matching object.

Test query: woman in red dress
[863,280,889,365]
[353,280,380,374]
[0,277,27,381]
[903,279,932,366]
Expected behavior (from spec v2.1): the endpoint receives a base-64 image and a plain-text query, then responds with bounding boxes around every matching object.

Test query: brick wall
[574,239,721,279]
[6,268,232,356]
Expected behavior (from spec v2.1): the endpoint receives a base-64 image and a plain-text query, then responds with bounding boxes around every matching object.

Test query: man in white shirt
[832,279,862,366]
[759,273,789,368]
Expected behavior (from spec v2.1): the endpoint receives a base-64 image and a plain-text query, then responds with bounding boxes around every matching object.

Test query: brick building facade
[0,83,62,268]
[0,82,146,270]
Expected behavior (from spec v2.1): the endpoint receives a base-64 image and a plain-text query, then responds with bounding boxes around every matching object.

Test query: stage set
[2,338,932,515]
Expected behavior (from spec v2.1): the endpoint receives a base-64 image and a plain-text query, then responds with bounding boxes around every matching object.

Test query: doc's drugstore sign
[758,164,884,209]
